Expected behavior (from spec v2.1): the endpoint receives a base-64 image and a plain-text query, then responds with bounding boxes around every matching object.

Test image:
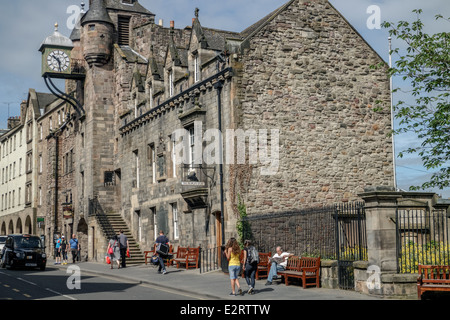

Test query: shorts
[228,265,241,280]
[55,249,61,257]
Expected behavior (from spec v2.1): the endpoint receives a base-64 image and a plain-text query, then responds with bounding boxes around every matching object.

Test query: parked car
[1,234,47,271]
[0,236,6,258]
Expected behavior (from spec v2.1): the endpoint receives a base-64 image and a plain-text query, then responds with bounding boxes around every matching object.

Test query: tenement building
[2,0,394,262]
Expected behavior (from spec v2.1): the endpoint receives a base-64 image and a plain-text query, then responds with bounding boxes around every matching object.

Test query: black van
[1,234,47,271]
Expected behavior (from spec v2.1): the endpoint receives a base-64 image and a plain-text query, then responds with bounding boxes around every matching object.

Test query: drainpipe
[214,80,225,246]
[54,134,59,235]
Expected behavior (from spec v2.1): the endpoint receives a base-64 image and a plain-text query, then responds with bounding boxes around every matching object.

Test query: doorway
[215,211,222,247]
[135,210,142,243]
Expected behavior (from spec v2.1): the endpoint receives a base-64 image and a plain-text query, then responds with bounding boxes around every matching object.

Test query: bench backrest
[419,265,450,283]
[176,247,187,259]
[258,252,272,266]
[300,257,320,270]
[285,256,301,270]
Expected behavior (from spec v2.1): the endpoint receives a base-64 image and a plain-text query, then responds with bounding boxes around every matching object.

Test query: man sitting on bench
[265,246,293,286]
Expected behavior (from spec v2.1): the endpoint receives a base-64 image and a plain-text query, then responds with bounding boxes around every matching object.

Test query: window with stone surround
[148,144,156,184]
[172,202,179,240]
[194,54,200,83]
[133,150,140,188]
[118,16,131,46]
[169,69,174,97]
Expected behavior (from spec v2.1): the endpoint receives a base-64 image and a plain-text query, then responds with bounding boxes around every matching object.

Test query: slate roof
[81,0,114,26]
[116,45,149,64]
[105,0,154,16]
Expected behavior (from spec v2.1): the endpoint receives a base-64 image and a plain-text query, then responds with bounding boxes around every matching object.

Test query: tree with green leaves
[380,9,449,191]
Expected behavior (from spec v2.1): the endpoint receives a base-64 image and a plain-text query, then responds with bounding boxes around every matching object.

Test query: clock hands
[48,51,69,72]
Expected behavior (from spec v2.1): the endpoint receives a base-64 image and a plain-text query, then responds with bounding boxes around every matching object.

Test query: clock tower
[39,23,74,78]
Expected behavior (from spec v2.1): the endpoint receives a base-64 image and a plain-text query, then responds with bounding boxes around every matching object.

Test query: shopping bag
[106,256,111,264]
[127,249,130,258]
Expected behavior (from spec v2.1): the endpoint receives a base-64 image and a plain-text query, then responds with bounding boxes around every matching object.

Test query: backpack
[247,246,259,264]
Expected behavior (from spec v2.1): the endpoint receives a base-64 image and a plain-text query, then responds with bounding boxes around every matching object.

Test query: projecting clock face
[47,50,70,72]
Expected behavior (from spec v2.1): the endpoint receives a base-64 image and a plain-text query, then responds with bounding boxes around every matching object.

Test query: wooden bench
[417,265,450,300]
[256,252,271,280]
[239,251,272,280]
[277,256,321,288]
[173,246,200,269]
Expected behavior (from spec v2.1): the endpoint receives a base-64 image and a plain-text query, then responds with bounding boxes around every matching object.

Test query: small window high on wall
[118,16,131,46]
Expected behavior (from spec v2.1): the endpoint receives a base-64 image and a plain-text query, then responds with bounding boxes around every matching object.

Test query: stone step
[101,213,145,265]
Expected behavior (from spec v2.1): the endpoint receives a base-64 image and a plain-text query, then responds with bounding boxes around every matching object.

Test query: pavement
[47,258,386,300]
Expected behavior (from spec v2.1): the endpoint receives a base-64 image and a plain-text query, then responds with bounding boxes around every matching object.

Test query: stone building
[0,115,29,235]
[94,0,393,253]
[25,0,394,261]
[0,86,85,256]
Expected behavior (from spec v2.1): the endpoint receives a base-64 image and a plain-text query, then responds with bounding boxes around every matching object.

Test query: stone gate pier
[354,186,450,298]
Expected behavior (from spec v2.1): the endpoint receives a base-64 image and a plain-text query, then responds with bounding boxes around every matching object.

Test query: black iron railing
[199,246,228,274]
[88,197,116,239]
[396,208,450,273]
[181,165,209,189]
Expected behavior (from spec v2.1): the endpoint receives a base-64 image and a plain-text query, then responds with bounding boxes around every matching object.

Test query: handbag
[106,256,111,264]
[108,241,116,254]
[151,255,159,265]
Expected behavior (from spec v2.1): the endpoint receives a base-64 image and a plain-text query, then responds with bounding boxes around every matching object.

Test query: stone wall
[236,0,394,214]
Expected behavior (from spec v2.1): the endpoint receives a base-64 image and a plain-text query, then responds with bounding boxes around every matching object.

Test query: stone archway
[1,222,6,235]
[25,216,33,235]
[8,220,14,234]
[16,218,23,234]
[77,218,89,262]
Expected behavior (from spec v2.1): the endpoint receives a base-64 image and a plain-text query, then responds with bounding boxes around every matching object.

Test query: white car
[0,236,6,257]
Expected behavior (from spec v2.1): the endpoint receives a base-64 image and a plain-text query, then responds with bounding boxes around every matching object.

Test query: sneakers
[248,287,254,295]
[265,281,272,286]
[229,288,243,296]
[162,270,167,275]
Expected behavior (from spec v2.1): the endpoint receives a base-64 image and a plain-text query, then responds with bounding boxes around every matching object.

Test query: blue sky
[0,0,448,198]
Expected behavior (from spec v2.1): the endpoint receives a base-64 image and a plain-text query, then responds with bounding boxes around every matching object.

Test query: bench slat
[417,265,450,299]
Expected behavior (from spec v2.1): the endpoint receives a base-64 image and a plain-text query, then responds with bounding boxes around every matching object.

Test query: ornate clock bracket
[43,74,85,120]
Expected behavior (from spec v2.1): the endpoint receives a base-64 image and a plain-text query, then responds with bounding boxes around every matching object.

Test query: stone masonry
[1,0,395,263]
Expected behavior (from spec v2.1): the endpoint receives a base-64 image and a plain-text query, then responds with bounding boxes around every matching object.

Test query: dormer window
[169,69,174,97]
[194,54,200,83]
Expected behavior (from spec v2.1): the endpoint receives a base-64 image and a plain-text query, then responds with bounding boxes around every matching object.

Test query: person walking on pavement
[54,234,61,265]
[155,230,170,274]
[242,240,258,295]
[107,235,121,269]
[118,230,129,268]
[69,234,80,264]
[60,235,68,265]
[225,237,243,296]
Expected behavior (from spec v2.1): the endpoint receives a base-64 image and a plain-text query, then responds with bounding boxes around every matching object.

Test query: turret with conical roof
[80,0,114,67]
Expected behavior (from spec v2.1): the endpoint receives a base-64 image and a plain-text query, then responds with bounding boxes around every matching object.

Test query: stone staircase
[103,213,145,266]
